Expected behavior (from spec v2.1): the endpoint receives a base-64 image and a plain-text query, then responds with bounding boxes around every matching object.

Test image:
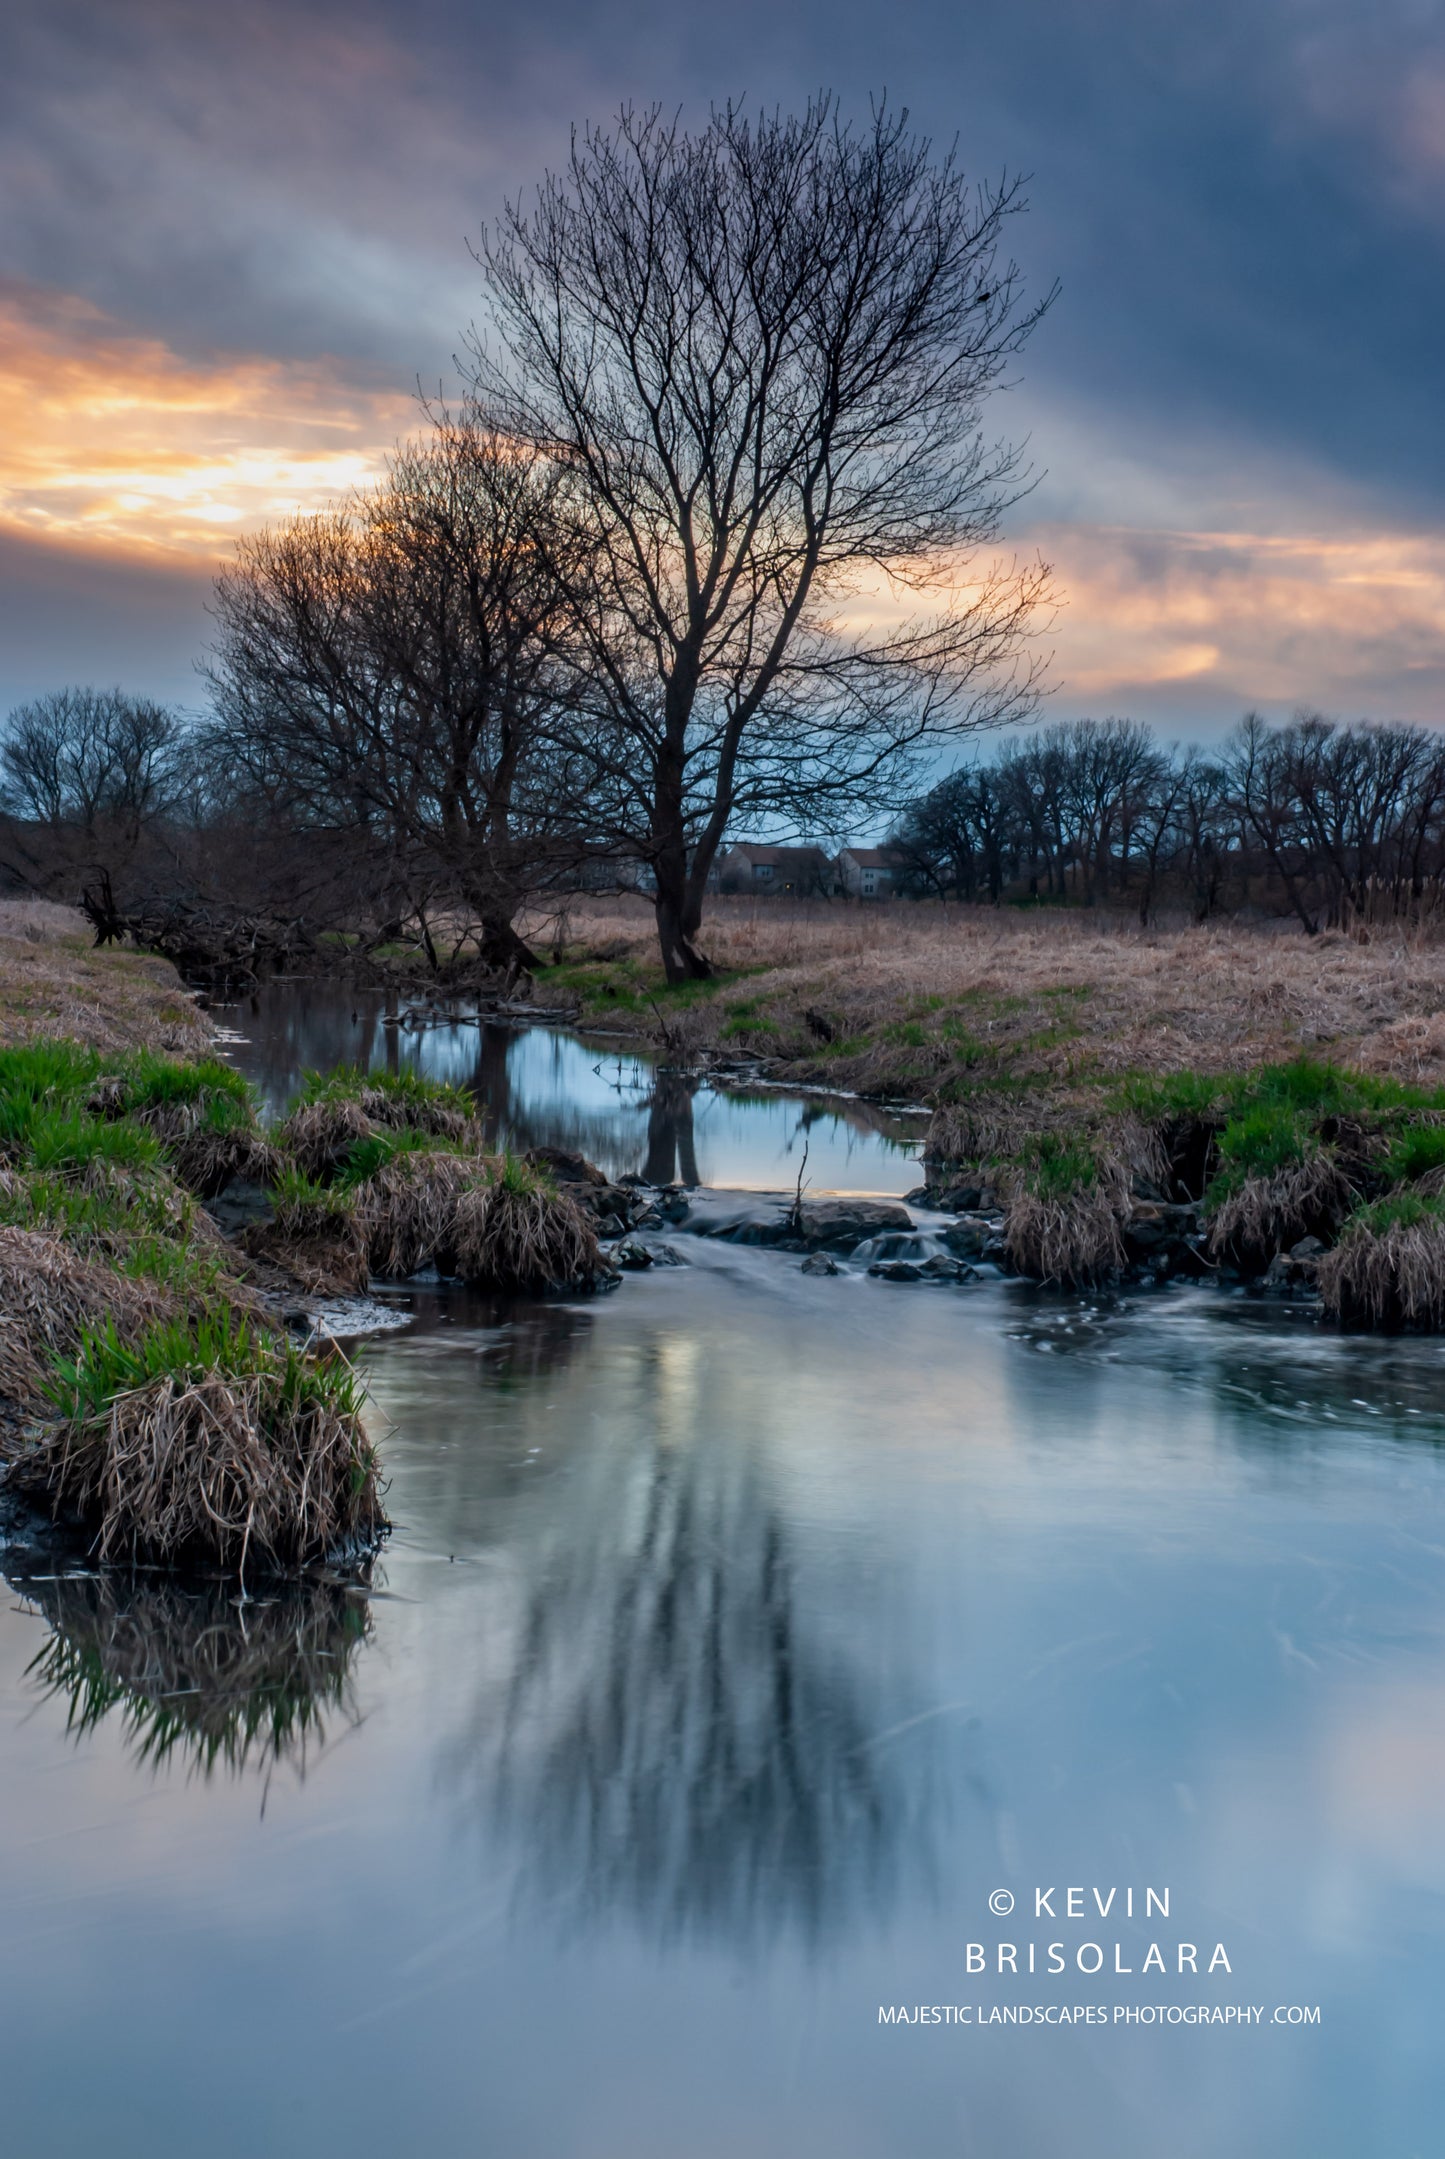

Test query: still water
[221,980,926,1194]
[3,996,1445,2155]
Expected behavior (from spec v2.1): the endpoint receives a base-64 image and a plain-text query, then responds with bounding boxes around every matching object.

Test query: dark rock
[658,1192,691,1224]
[903,1186,932,1205]
[612,1239,654,1270]
[1290,1236,1326,1262]
[795,1197,914,1250]
[643,1242,685,1268]
[1122,1201,1199,1259]
[941,1216,997,1261]
[870,1253,976,1284]
[701,1196,914,1252]
[800,1251,839,1276]
[572,1181,644,1226]
[525,1146,609,1188]
[201,1176,274,1236]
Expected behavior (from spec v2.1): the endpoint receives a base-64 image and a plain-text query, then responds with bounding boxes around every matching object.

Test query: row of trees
[1,99,1053,982]
[889,714,1445,929]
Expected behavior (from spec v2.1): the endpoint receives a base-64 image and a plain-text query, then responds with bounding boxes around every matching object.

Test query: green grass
[272,1166,357,1220]
[1378,1123,1445,1187]
[44,1310,364,1429]
[1342,1190,1445,1238]
[121,1050,253,1115]
[334,1127,445,1188]
[1016,1133,1105,1199]
[494,1149,555,1198]
[23,1108,163,1177]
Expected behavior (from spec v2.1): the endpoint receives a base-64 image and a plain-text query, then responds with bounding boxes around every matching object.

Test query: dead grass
[276,1098,375,1179]
[451,1180,600,1293]
[1003,1191,1127,1286]
[541,896,1445,1098]
[0,902,210,1057]
[359,1150,490,1278]
[1206,1155,1356,1269]
[10,1337,382,1573]
[0,1226,171,1413]
[1318,1210,1445,1329]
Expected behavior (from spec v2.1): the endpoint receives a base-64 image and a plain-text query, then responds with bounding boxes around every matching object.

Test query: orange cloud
[0,283,415,560]
[1034,522,1445,717]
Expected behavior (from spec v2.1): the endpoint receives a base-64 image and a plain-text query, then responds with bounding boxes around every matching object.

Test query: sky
[2,0,1443,741]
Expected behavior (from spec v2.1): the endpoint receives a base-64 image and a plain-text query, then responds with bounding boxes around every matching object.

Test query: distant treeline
[888,713,1445,930]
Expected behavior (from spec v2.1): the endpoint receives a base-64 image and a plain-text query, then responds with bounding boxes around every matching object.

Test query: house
[836,845,906,899]
[712,842,833,897]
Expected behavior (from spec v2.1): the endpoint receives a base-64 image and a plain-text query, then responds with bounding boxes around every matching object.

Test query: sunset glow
[0,284,410,560]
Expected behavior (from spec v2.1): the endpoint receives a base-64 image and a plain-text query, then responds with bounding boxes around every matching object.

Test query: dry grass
[1318,1209,1445,1329]
[0,1226,170,1413]
[451,1179,600,1293]
[0,902,210,1057]
[359,1150,490,1278]
[167,1122,282,1199]
[276,1098,375,1179]
[1003,1191,1127,1286]
[542,895,1445,1096]
[10,1340,382,1573]
[1206,1155,1356,1269]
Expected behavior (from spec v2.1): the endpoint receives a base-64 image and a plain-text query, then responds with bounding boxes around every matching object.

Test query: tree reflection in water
[642,1070,700,1187]
[9,1565,372,1780]
[441,1426,934,1951]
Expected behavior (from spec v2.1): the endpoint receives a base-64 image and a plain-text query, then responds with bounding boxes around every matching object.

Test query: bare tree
[0,687,196,938]
[474,97,1054,979]
[207,412,587,973]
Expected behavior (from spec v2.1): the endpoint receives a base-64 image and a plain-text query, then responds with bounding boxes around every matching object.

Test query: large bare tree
[207,411,585,972]
[474,97,1054,979]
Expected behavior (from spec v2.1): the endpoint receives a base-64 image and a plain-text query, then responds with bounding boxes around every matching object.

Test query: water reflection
[440,1427,930,1950]
[221,982,922,1194]
[9,1565,372,1781]
[1003,1280,1445,1453]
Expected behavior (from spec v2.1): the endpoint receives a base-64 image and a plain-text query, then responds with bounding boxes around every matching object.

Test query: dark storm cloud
[4,0,1442,487]
[1,0,1443,721]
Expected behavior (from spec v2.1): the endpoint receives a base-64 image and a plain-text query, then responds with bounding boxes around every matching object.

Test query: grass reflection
[11,1565,372,1778]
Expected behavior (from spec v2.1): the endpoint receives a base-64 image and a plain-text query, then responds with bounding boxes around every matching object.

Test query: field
[534,894,1445,1099]
[0,902,211,1057]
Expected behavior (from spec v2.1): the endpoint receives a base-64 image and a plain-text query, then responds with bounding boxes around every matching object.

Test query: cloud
[0,280,414,558]
[1033,520,1445,730]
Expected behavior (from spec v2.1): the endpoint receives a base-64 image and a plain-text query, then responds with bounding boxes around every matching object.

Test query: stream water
[2,987,1445,2155]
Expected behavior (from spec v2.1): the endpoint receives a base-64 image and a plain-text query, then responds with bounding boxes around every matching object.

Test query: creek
[1,984,1443,2155]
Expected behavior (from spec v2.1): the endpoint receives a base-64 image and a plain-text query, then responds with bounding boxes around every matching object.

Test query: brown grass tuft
[451,1182,599,1293]
[1003,1190,1127,1286]
[1207,1156,1356,1271]
[0,1226,171,1414]
[169,1124,283,1200]
[8,1358,382,1573]
[276,1098,376,1179]
[359,1151,490,1278]
[1318,1215,1445,1330]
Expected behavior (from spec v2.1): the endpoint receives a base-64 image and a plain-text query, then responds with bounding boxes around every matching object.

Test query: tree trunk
[654,887,713,982]
[477,912,541,973]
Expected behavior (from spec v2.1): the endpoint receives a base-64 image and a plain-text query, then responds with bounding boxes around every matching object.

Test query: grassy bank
[0,926,602,1569]
[0,901,212,1055]
[541,897,1445,1323]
